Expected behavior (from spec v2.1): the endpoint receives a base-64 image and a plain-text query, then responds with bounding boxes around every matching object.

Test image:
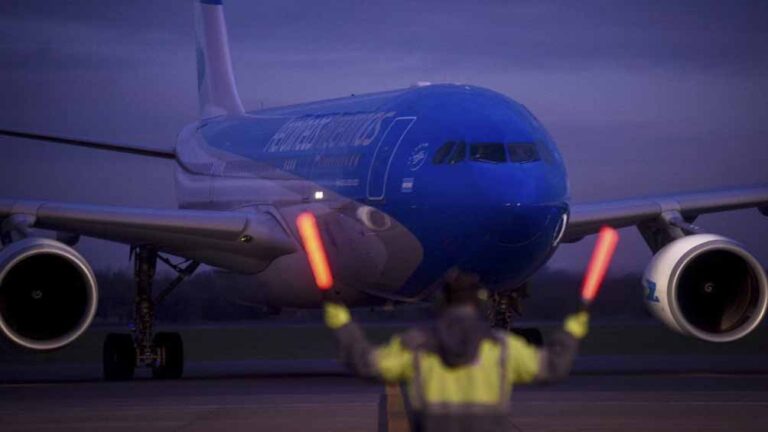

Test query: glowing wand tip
[296,211,334,290]
[581,225,620,305]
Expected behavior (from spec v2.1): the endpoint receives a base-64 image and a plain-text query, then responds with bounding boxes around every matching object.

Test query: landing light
[314,191,324,200]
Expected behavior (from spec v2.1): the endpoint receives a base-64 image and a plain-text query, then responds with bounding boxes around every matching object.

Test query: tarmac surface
[0,367,766,432]
[1,322,767,430]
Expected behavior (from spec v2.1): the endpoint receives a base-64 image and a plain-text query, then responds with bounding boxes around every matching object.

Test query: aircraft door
[366,117,416,200]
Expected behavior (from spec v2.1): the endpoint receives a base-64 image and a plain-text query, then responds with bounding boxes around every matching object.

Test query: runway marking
[385,384,410,432]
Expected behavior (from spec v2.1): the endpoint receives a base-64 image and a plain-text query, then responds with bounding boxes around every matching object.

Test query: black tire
[103,333,136,381]
[152,332,184,379]
[511,327,544,347]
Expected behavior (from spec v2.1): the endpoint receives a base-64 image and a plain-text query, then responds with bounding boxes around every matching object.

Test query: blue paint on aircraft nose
[454,202,567,284]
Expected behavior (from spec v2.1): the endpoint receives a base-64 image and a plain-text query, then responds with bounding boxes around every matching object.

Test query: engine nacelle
[0,238,98,350]
[643,234,768,342]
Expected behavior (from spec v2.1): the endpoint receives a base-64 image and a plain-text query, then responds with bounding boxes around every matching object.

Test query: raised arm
[506,311,590,385]
[324,301,415,382]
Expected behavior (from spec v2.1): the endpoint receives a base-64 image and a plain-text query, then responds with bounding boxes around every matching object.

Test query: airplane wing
[0,129,176,159]
[0,199,297,273]
[0,128,298,273]
[563,186,768,243]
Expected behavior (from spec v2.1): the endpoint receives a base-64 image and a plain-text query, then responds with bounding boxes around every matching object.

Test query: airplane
[0,0,766,380]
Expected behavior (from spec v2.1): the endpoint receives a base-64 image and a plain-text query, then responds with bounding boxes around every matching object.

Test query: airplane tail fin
[193,0,244,118]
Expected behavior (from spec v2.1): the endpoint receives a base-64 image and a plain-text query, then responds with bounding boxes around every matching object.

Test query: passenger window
[448,141,466,164]
[470,143,506,163]
[432,141,456,164]
[507,143,540,163]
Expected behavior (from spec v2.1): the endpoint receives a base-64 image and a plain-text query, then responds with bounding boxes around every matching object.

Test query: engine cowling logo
[644,279,660,302]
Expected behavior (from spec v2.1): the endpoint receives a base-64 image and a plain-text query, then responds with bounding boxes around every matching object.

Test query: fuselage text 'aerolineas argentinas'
[0,0,767,380]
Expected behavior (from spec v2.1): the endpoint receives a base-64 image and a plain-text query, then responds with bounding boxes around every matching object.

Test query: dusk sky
[0,0,766,276]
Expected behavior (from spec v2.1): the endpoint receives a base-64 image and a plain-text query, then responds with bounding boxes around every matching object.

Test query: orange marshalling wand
[296,211,334,290]
[581,226,620,305]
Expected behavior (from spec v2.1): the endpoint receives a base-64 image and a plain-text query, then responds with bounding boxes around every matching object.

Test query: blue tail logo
[644,279,660,303]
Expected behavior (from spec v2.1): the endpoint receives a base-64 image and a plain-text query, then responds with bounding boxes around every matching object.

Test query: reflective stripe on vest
[410,333,510,413]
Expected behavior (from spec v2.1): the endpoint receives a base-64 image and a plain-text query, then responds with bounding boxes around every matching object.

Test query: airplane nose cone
[489,203,566,246]
[441,202,567,286]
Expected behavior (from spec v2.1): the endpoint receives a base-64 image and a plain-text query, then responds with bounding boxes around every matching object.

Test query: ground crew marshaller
[323,271,589,432]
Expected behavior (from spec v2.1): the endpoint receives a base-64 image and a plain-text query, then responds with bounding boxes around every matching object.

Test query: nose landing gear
[487,284,543,346]
[102,247,198,381]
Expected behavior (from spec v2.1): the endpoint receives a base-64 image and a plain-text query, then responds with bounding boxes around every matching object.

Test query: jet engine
[0,237,98,350]
[643,234,768,342]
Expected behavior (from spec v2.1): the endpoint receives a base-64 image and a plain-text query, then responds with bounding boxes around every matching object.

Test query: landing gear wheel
[103,333,136,381]
[151,332,184,380]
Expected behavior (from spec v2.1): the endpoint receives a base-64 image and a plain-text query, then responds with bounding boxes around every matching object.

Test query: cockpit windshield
[433,141,541,165]
[469,143,506,163]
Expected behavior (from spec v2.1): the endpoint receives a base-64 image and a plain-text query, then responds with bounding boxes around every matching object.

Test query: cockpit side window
[507,143,541,163]
[470,143,506,163]
[432,141,456,164]
[434,141,467,165]
[448,141,466,164]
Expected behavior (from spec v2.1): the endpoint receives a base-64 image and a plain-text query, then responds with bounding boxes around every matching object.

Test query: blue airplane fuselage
[175,84,569,305]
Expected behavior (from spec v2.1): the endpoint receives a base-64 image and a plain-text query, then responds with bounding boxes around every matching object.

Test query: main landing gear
[103,247,199,381]
[487,284,544,346]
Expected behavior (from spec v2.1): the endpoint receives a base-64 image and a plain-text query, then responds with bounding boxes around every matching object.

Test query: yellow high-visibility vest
[374,331,540,411]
